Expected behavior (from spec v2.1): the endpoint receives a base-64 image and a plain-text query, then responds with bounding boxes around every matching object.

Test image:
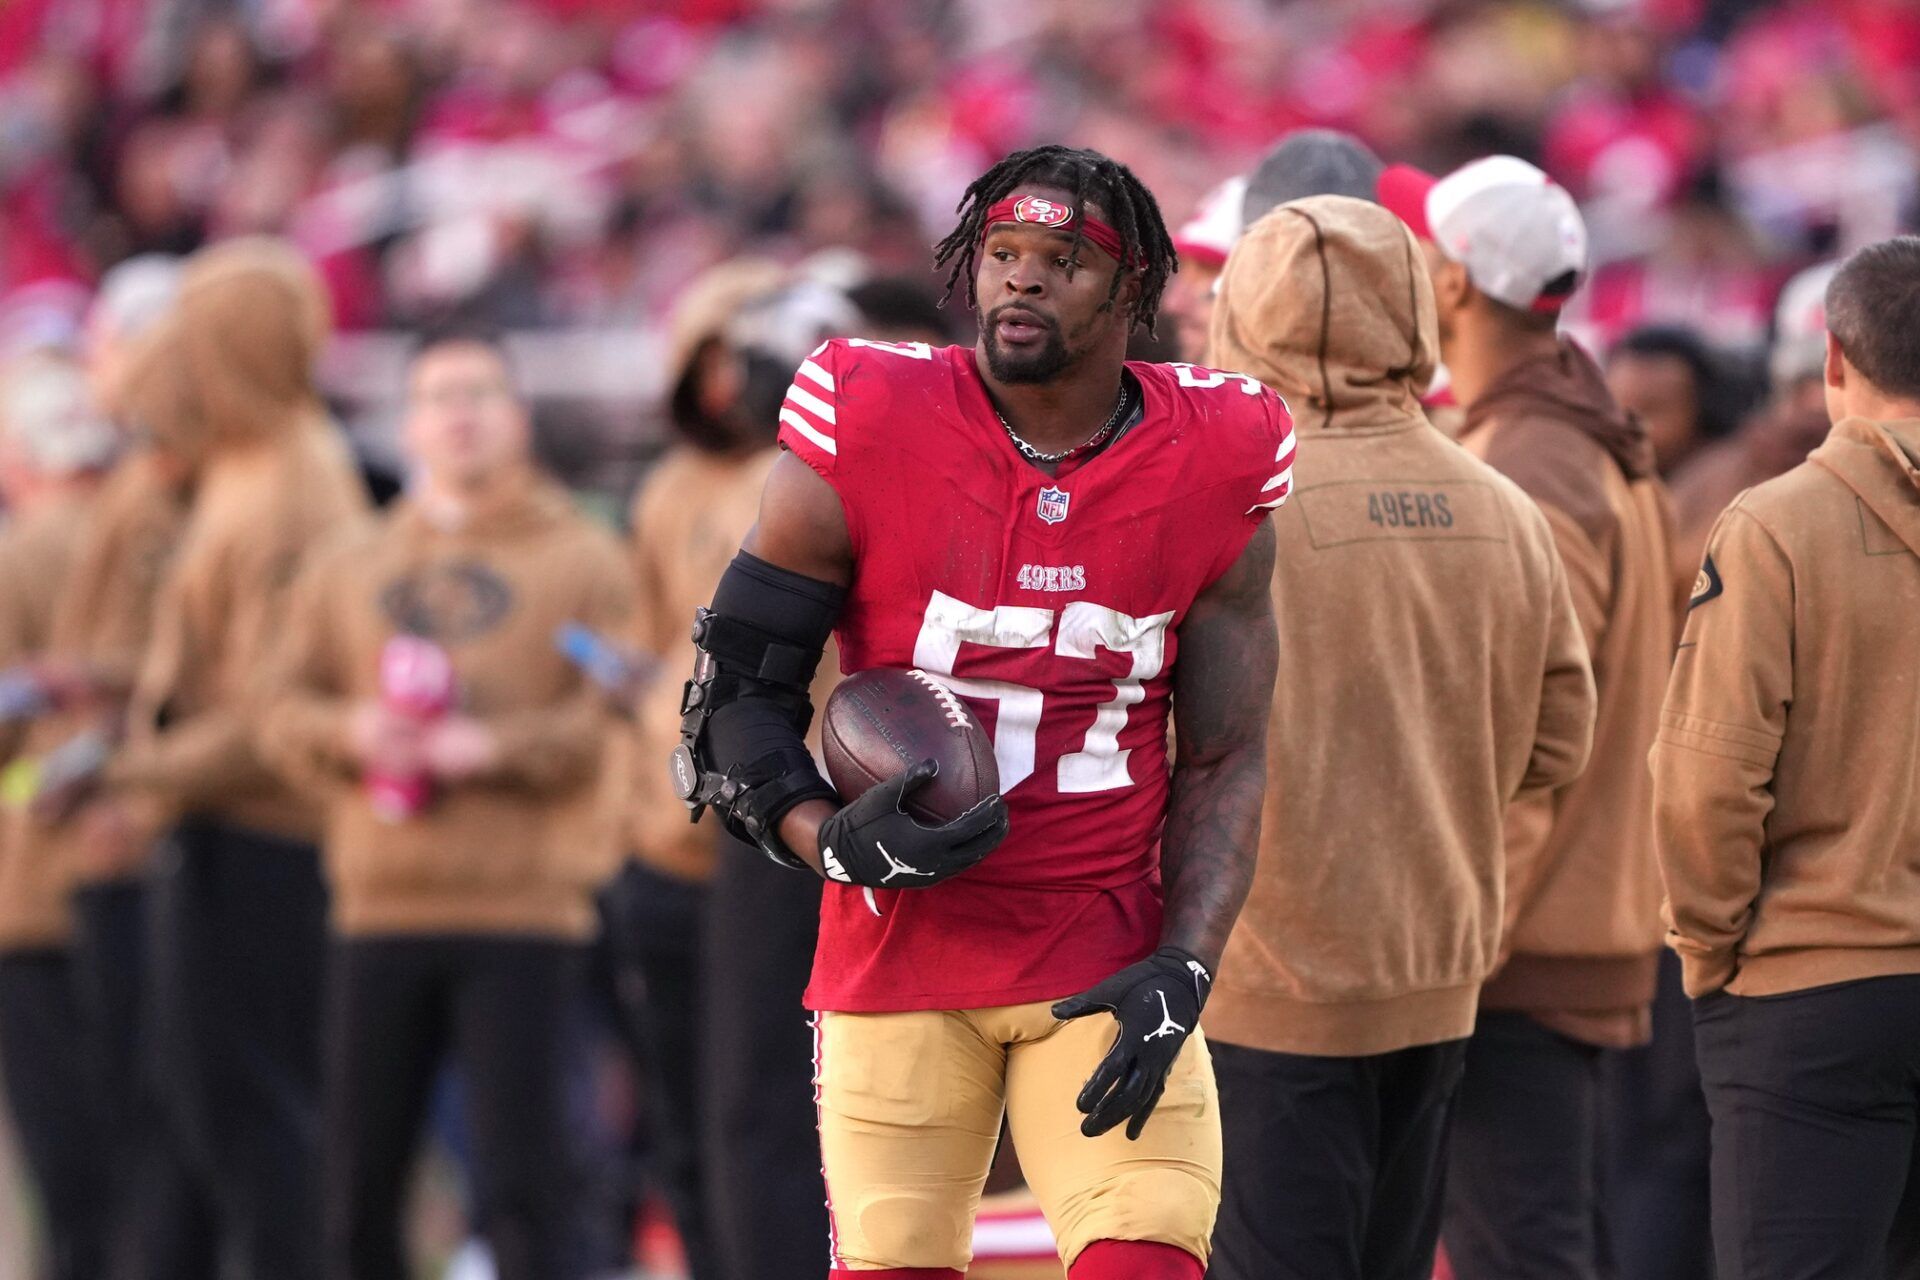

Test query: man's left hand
[1051,946,1212,1141]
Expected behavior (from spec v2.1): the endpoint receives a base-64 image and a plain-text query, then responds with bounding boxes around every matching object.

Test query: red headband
[983,195,1136,266]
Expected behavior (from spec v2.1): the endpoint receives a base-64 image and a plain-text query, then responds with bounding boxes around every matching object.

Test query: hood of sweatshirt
[116,238,331,468]
[1812,417,1920,559]
[1463,338,1655,480]
[1208,195,1438,433]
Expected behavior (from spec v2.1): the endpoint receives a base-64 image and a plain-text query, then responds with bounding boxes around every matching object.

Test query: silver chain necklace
[995,386,1130,464]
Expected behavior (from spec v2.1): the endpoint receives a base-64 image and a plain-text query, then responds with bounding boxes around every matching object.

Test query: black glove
[815,759,1008,889]
[1051,946,1212,1140]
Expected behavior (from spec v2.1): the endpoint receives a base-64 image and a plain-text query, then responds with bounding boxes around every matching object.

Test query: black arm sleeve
[673,552,846,867]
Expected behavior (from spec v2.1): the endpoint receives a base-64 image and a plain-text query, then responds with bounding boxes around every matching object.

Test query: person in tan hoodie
[262,328,632,1280]
[1653,236,1920,1279]
[618,269,874,1280]
[1381,157,1678,1278]
[0,349,121,1280]
[613,257,784,1280]
[1203,196,1595,1280]
[101,237,370,1280]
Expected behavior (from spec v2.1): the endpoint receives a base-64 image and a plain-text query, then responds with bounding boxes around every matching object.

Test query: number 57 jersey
[780,339,1294,1013]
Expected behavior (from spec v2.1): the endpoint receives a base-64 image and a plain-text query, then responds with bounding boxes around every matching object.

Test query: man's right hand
[811,759,1008,889]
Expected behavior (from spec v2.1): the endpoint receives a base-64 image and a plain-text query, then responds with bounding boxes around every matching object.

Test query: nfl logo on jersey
[1035,486,1071,525]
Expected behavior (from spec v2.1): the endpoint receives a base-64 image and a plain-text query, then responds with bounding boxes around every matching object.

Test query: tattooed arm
[1051,521,1278,1139]
[1160,519,1279,971]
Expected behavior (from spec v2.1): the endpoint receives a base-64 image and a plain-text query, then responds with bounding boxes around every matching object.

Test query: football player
[673,145,1293,1280]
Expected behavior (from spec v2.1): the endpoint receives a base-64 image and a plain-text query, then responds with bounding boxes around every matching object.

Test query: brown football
[821,668,999,824]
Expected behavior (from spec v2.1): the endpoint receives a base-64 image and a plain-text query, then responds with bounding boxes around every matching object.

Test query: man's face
[404,342,529,488]
[974,185,1138,384]
[1162,259,1223,364]
[1607,351,1700,474]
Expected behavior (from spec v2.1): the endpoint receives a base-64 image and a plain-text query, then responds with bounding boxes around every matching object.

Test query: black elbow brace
[671,552,845,868]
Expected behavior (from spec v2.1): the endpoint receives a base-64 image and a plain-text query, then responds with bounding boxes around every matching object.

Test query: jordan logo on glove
[1143,990,1187,1042]
[876,841,933,884]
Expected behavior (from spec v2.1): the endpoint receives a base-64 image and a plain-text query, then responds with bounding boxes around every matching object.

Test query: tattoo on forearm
[1160,522,1278,971]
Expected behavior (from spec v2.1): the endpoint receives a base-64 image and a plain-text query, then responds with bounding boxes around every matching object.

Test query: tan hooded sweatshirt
[627,445,779,882]
[262,476,634,940]
[1654,417,1920,998]
[0,493,97,949]
[0,454,186,948]
[1461,339,1679,1046]
[108,239,370,840]
[1204,196,1597,1056]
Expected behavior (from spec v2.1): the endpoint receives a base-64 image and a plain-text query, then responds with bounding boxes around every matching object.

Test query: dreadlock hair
[933,145,1179,334]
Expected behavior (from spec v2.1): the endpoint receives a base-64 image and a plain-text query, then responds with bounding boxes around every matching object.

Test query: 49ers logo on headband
[1012,195,1075,227]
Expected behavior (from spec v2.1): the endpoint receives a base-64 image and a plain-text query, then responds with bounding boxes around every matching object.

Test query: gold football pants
[813,999,1222,1272]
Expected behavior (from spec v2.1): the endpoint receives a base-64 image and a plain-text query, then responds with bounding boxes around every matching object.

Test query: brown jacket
[0,494,96,949]
[1666,401,1830,606]
[0,455,186,948]
[263,477,634,940]
[1654,417,1920,997]
[1204,196,1596,1056]
[627,445,778,882]
[107,239,369,839]
[1461,340,1679,1045]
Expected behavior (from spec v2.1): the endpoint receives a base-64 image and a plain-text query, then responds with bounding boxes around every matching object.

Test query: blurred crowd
[2,0,1918,409]
[1,0,1919,1278]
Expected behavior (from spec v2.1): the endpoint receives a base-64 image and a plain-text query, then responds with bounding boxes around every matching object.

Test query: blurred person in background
[1204,194,1595,1280]
[1597,340,1729,1280]
[1163,175,1245,364]
[1666,261,1840,597]
[687,276,867,1280]
[1652,236,1920,1280]
[1382,156,1678,1280]
[613,255,788,1280]
[31,255,215,1279]
[1605,326,1732,479]
[262,328,632,1280]
[844,274,963,347]
[101,238,371,1280]
[1163,130,1387,367]
[0,348,120,1280]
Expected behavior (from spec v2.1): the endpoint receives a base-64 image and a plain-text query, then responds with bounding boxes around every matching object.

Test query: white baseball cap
[1379,156,1589,314]
[1770,259,1839,386]
[1172,174,1249,270]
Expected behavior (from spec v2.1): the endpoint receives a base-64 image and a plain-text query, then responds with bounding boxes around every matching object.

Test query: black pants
[150,818,328,1280]
[601,860,715,1280]
[1209,1037,1466,1280]
[0,949,109,1280]
[1693,975,1920,1280]
[69,879,218,1280]
[701,835,828,1280]
[1603,951,1712,1280]
[1444,1011,1606,1280]
[324,933,586,1280]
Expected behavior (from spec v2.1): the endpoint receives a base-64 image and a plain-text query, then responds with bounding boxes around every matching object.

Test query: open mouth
[992,307,1052,346]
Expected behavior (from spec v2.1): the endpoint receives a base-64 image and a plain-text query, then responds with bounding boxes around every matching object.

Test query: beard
[982,306,1074,384]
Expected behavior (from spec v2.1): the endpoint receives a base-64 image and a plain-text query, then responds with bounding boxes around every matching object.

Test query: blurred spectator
[103,238,370,1280]
[263,328,632,1280]
[1240,129,1386,227]
[1606,325,1729,476]
[0,348,117,1280]
[616,256,788,1280]
[54,254,213,1277]
[1164,175,1246,363]
[1667,258,1838,596]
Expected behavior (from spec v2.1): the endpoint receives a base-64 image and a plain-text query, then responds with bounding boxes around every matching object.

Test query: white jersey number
[911,591,1174,795]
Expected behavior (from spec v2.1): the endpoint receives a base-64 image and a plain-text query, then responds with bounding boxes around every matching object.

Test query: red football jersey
[781,340,1294,1012]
